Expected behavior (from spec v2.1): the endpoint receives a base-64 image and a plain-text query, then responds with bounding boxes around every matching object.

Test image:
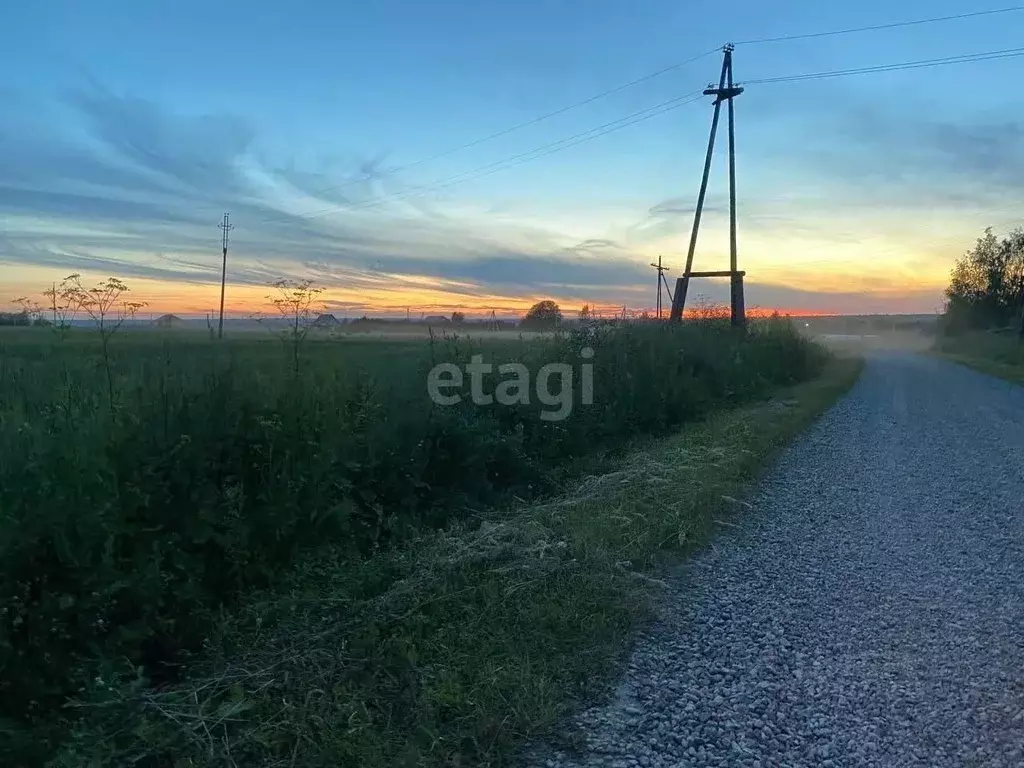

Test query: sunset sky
[3,1,1024,318]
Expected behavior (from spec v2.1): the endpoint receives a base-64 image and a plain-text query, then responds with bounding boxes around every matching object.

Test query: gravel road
[534,353,1024,768]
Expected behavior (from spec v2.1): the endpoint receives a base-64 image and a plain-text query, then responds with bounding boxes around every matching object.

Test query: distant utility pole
[649,255,673,319]
[217,213,233,339]
[669,44,746,327]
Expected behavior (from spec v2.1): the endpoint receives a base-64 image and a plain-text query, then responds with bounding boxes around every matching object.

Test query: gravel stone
[528,354,1024,767]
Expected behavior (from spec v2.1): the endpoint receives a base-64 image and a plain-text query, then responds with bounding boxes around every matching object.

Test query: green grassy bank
[51,350,861,767]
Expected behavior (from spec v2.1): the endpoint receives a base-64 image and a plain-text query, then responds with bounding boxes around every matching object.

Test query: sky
[2,0,1024,318]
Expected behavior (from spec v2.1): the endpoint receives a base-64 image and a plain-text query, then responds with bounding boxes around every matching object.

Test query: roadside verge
[57,356,863,768]
[932,332,1024,385]
[934,352,1024,385]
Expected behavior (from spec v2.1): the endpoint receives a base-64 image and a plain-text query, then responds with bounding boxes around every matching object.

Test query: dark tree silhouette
[943,228,1024,335]
[521,300,562,330]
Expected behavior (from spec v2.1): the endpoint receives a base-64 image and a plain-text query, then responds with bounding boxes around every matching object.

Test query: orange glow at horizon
[2,259,944,319]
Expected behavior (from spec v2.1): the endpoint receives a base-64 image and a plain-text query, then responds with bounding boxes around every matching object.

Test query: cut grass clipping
[57,357,862,768]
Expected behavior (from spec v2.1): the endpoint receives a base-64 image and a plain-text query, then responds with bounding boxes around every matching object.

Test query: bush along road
[532,352,1024,768]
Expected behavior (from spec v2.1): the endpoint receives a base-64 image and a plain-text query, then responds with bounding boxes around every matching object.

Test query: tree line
[943,227,1024,335]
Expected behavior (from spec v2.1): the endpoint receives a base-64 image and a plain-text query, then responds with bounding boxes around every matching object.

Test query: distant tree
[943,227,1024,335]
[0,311,30,327]
[266,279,326,373]
[578,303,592,322]
[451,311,466,325]
[521,300,562,330]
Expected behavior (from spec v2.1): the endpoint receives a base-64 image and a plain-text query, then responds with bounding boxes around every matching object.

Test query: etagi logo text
[426,348,594,422]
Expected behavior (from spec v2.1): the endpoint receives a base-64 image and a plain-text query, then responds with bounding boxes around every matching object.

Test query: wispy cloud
[1,82,983,316]
[793,105,1024,209]
[1,86,670,310]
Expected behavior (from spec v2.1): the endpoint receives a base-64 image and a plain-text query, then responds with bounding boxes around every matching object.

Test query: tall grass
[933,329,1024,384]
[0,320,826,764]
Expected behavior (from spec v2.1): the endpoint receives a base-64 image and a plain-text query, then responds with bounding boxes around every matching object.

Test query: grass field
[0,319,838,765]
[933,330,1024,384]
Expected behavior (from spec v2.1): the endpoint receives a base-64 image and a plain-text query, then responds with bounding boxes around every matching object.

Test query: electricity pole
[670,51,728,322]
[649,255,670,319]
[726,47,744,327]
[669,45,745,326]
[217,213,233,339]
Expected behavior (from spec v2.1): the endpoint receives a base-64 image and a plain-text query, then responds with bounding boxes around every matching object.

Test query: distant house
[153,314,184,329]
[423,315,450,325]
[312,313,341,328]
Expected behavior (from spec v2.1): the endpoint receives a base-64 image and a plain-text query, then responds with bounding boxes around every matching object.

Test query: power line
[250,44,1024,227]
[240,9,1024,214]
[373,50,719,174]
[260,43,1024,226]
[254,91,706,225]
[322,92,705,213]
[734,6,1024,45]
[261,50,719,207]
[237,30,1024,231]
[744,46,1024,85]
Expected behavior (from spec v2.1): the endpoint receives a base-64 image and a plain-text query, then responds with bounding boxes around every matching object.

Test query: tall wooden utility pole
[649,255,670,319]
[669,45,745,327]
[725,47,744,327]
[217,213,233,339]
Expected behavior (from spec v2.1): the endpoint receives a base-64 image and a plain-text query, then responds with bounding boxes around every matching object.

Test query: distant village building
[312,313,341,328]
[153,314,184,329]
[423,315,451,325]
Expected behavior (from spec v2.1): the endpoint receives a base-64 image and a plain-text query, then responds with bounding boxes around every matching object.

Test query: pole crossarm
[702,85,745,103]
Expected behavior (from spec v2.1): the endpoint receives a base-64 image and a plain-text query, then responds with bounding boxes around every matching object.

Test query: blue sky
[3,0,1024,316]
